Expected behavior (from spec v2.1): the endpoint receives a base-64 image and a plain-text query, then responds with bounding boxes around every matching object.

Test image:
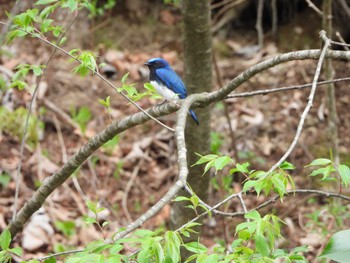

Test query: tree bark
[170,0,212,259]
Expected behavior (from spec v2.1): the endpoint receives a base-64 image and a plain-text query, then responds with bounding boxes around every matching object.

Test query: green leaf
[255,233,270,256]
[309,165,334,180]
[62,0,78,12]
[35,0,57,5]
[86,200,98,214]
[155,241,165,263]
[236,162,249,173]
[164,232,181,263]
[193,154,218,166]
[6,29,28,43]
[181,230,190,238]
[184,254,198,263]
[40,4,58,18]
[190,195,199,208]
[279,161,295,170]
[242,180,257,193]
[32,65,43,76]
[213,156,231,171]
[206,254,219,263]
[0,173,11,187]
[307,158,332,167]
[121,72,129,83]
[319,229,350,262]
[0,229,11,250]
[338,164,350,187]
[196,254,208,263]
[84,216,97,224]
[54,220,76,236]
[203,160,215,175]
[134,229,155,238]
[173,196,190,202]
[26,9,39,20]
[10,246,23,256]
[106,254,122,263]
[245,210,261,221]
[0,251,11,263]
[271,176,286,198]
[183,242,208,254]
[144,82,155,91]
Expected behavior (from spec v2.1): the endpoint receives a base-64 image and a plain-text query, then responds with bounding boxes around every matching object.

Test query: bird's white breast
[151,80,179,100]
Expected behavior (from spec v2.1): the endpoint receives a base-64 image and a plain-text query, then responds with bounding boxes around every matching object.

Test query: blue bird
[144,58,199,125]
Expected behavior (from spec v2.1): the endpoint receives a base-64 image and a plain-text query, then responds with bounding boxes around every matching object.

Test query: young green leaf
[35,0,57,5]
[173,196,190,202]
[183,242,208,254]
[0,229,11,250]
[213,156,232,171]
[9,247,23,256]
[121,72,129,83]
[271,175,286,198]
[306,158,332,167]
[255,233,270,256]
[309,165,335,180]
[319,229,350,262]
[338,164,350,187]
[279,161,296,170]
[62,0,79,12]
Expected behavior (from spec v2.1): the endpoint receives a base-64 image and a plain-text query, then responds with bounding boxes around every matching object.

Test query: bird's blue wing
[155,68,187,99]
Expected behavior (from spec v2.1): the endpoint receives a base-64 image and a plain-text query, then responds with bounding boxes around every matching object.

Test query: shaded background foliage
[1,0,350,261]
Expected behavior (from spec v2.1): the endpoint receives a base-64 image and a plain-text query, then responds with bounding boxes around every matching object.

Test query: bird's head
[144,58,170,69]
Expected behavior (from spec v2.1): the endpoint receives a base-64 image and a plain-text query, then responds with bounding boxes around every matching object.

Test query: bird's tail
[189,110,199,125]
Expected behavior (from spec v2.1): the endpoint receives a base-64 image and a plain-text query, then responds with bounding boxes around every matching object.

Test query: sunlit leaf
[0,229,11,250]
[183,242,208,254]
[319,230,350,262]
[306,158,332,167]
[35,0,57,5]
[338,164,350,187]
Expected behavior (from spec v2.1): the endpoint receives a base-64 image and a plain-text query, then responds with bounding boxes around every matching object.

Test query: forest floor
[1,4,350,262]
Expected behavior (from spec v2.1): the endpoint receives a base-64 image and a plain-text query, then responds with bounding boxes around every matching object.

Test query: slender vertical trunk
[322,0,339,165]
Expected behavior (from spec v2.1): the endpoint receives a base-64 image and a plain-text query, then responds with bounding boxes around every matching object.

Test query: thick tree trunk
[170,0,212,260]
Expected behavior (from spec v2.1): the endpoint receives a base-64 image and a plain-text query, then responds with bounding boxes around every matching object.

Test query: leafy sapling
[306,157,350,190]
[0,229,23,262]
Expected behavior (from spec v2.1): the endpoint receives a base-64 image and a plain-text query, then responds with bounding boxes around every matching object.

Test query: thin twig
[38,249,84,261]
[52,114,68,163]
[266,30,331,175]
[335,32,350,51]
[226,77,350,99]
[122,159,142,223]
[329,38,350,48]
[256,0,264,48]
[12,13,79,221]
[237,192,248,214]
[305,0,323,16]
[212,52,237,160]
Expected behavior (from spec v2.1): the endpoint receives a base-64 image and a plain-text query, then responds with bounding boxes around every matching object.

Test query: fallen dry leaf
[22,208,54,251]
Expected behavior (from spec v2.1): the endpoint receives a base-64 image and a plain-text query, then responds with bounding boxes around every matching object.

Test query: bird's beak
[144,62,150,66]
